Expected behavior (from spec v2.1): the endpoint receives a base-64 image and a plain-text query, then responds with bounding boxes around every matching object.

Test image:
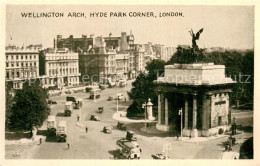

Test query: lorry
[47,115,56,136]
[66,96,83,109]
[56,121,67,142]
[64,101,73,116]
[116,139,141,159]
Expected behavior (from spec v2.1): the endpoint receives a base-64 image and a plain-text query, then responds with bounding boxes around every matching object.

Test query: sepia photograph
[1,2,257,163]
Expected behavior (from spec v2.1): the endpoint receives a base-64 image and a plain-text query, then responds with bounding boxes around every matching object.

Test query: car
[151,153,166,159]
[65,89,72,94]
[115,93,124,100]
[103,126,112,134]
[90,115,100,121]
[48,100,57,104]
[107,96,113,101]
[97,107,104,113]
[117,122,127,130]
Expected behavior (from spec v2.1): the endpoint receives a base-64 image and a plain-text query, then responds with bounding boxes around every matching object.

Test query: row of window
[48,62,78,68]
[6,62,37,68]
[6,71,37,79]
[46,56,78,60]
[6,54,37,60]
[49,68,78,76]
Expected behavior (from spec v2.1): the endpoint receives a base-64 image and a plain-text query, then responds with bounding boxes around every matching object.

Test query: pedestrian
[39,138,42,145]
[85,126,88,133]
[176,134,179,140]
[189,135,191,139]
[234,122,237,135]
[67,143,70,149]
[77,114,80,122]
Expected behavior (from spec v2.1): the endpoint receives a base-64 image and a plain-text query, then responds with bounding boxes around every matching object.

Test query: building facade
[79,47,116,84]
[39,48,80,88]
[115,53,129,79]
[154,63,235,137]
[5,46,40,89]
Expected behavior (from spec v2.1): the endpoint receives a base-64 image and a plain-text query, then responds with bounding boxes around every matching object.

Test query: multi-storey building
[79,46,117,84]
[56,32,135,53]
[153,44,165,60]
[5,46,40,89]
[115,53,129,79]
[164,47,177,61]
[39,48,80,88]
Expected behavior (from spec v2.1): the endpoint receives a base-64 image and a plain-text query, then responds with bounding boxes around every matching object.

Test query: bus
[89,88,101,99]
[64,101,73,116]
[47,115,56,136]
[56,121,67,142]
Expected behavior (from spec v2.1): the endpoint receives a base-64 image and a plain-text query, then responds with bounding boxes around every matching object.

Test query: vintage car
[117,122,127,130]
[103,126,112,134]
[97,107,104,113]
[90,115,100,121]
[48,100,57,104]
[65,89,73,94]
[107,96,113,101]
[151,153,166,159]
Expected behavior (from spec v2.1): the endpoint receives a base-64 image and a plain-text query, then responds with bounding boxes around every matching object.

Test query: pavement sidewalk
[112,111,157,123]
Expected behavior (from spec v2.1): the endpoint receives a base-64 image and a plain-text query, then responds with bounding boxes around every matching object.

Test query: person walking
[39,138,42,145]
[67,143,70,149]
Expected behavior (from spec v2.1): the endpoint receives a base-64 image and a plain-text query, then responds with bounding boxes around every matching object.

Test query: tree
[127,59,166,118]
[9,81,50,135]
[241,51,254,103]
[5,81,14,130]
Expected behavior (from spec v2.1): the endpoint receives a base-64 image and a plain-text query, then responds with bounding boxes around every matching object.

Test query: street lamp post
[116,87,119,112]
[178,108,183,140]
[142,102,147,132]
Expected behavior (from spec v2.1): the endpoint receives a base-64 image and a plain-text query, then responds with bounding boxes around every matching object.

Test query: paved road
[19,81,253,159]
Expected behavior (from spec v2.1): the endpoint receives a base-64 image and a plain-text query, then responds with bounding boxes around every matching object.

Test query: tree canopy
[9,82,50,133]
[127,59,166,118]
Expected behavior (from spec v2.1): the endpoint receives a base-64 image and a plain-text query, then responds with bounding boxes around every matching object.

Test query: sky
[5,5,254,49]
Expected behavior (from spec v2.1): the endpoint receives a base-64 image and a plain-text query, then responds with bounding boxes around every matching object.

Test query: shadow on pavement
[45,136,57,142]
[37,129,47,136]
[5,131,31,140]
[108,149,122,159]
[238,126,253,133]
[56,112,65,117]
[125,123,177,138]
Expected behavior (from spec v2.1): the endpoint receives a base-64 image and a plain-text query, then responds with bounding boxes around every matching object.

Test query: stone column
[202,94,210,136]
[191,94,198,137]
[165,97,168,126]
[184,96,188,129]
[161,94,165,124]
[158,94,161,124]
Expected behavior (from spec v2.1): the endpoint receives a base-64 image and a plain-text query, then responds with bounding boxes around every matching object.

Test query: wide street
[6,81,253,159]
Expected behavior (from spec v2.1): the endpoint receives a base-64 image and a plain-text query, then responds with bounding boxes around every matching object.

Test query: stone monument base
[156,124,170,131]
